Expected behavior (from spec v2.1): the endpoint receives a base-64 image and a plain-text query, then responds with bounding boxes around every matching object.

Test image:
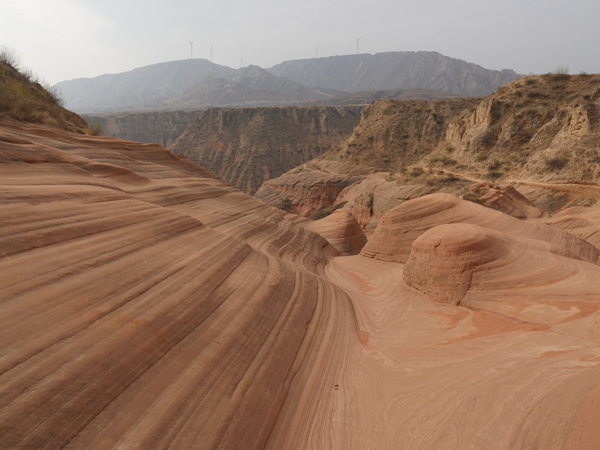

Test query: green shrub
[88,120,104,136]
[430,155,457,166]
[546,157,568,171]
[487,171,503,180]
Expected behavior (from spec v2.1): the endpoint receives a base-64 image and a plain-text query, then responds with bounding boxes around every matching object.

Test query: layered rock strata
[4,118,600,449]
[361,193,599,264]
[304,209,367,255]
[0,119,357,449]
[255,160,371,216]
[171,106,363,194]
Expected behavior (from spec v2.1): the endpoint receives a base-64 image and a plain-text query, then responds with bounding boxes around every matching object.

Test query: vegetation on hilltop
[0,46,90,133]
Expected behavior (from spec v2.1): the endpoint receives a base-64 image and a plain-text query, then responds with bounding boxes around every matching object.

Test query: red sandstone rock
[361,192,599,264]
[304,209,367,255]
[4,119,600,449]
[471,182,546,219]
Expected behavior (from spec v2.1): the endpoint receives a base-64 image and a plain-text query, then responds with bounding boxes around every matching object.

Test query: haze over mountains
[55,51,521,113]
[268,51,520,95]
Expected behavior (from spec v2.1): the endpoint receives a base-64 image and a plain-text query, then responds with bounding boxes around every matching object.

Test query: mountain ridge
[54,51,521,113]
[268,51,521,95]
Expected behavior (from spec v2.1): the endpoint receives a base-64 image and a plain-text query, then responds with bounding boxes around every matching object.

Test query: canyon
[2,118,600,449]
[3,57,600,449]
[259,73,600,234]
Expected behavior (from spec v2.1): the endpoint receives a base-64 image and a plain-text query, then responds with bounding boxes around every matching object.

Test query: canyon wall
[170,105,363,194]
[84,110,202,147]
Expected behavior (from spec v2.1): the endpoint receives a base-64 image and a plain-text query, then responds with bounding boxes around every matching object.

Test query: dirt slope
[0,61,89,133]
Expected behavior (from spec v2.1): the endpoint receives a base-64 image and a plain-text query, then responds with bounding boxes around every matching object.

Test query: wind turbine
[356,36,362,55]
[210,44,213,63]
[240,56,244,68]
[315,44,318,59]
[189,39,196,59]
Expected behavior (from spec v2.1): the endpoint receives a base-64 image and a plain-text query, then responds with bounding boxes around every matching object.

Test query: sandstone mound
[544,205,600,248]
[471,182,546,219]
[404,223,599,310]
[304,209,367,255]
[255,159,369,216]
[361,193,599,264]
[336,172,436,236]
[6,117,600,449]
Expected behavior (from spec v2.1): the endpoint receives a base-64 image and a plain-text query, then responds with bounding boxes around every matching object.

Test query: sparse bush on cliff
[88,120,104,136]
[487,171,503,180]
[0,45,88,133]
[546,157,569,171]
[0,45,21,68]
[272,197,292,212]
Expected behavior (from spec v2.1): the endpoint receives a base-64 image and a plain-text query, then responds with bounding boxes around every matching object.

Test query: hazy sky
[1,0,599,85]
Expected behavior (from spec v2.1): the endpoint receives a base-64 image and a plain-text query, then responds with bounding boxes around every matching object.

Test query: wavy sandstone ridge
[4,119,600,449]
[0,119,357,449]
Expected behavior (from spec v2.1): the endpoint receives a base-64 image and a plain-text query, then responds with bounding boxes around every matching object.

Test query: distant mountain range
[268,51,520,96]
[54,51,521,113]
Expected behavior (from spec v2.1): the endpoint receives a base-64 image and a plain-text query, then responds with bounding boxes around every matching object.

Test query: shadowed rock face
[5,119,600,449]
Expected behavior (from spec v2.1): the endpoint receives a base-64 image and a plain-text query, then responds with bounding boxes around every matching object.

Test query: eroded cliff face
[260,74,600,228]
[433,74,600,184]
[84,110,203,148]
[170,105,363,194]
[322,97,479,170]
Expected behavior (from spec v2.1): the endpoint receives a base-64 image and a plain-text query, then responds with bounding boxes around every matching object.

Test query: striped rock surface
[3,119,600,449]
